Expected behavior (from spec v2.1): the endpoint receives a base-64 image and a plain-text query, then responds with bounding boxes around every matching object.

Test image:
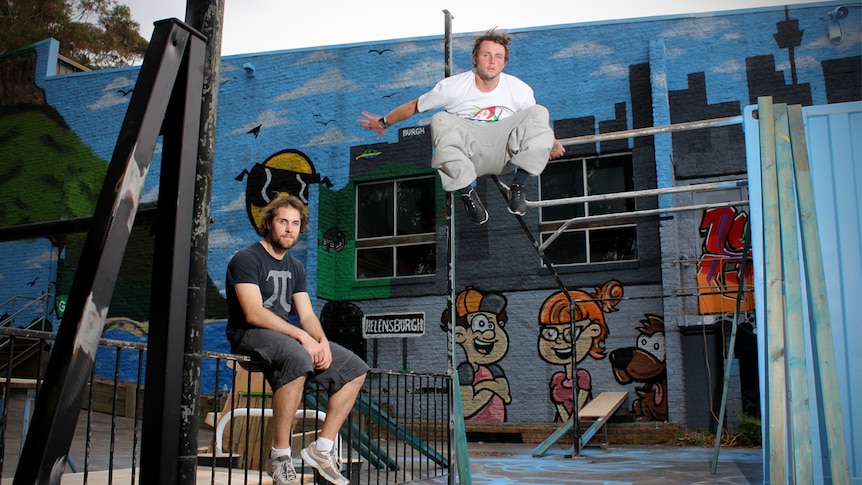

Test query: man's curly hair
[472,27,511,63]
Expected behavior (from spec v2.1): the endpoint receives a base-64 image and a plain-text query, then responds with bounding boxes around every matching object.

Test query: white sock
[315,437,334,453]
[270,446,291,459]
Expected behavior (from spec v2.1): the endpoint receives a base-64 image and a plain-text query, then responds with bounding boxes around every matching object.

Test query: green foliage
[0,0,148,68]
[665,415,762,448]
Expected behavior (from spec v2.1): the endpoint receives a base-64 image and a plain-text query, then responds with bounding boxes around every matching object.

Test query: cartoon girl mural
[537,281,622,422]
[441,286,512,422]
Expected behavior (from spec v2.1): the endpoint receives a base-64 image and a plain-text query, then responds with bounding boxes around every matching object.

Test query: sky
[124,0,831,57]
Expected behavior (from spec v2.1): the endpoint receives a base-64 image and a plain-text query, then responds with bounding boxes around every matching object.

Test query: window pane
[397,178,436,236]
[540,160,585,222]
[357,247,393,279]
[357,183,394,239]
[586,156,633,215]
[542,230,587,264]
[589,226,638,262]
[395,243,436,277]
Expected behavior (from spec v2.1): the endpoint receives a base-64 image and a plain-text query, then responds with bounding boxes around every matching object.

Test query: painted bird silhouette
[27,277,39,286]
[316,119,336,126]
[368,48,392,55]
[117,88,133,96]
[247,124,262,138]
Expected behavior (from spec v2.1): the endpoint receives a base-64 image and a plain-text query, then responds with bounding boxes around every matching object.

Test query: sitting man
[359,27,565,224]
[226,195,369,485]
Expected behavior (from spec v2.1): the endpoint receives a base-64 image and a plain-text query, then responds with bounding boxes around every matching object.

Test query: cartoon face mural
[697,207,754,314]
[235,149,332,232]
[537,281,623,422]
[609,314,668,421]
[441,286,511,422]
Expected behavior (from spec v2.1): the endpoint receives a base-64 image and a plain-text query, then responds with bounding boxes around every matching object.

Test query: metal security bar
[0,326,451,484]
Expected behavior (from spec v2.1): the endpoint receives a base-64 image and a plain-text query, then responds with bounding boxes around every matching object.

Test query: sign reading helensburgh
[362,313,425,339]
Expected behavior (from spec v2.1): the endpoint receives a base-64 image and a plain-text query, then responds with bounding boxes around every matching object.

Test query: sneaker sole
[507,206,526,216]
[301,448,349,485]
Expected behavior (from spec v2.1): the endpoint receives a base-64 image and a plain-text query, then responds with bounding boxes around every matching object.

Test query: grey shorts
[233,328,369,393]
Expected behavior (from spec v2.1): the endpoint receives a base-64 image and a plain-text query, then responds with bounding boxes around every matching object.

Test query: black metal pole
[139,20,206,485]
[177,1,224,482]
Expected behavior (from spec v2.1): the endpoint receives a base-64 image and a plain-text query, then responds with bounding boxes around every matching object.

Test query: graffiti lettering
[697,207,754,314]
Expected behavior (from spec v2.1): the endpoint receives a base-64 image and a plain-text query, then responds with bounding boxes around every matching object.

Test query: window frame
[354,175,437,280]
[538,152,638,266]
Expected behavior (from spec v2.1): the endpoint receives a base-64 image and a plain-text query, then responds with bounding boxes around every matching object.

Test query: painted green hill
[0,104,106,227]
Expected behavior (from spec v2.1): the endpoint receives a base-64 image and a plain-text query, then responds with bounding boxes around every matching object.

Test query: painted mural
[536,282,622,423]
[0,3,859,430]
[442,287,512,423]
[609,314,668,421]
[697,207,754,315]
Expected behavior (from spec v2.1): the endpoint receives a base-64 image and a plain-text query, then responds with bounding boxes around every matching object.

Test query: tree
[0,0,148,69]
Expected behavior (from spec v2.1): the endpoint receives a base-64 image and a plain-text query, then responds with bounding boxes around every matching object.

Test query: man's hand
[300,334,333,370]
[550,139,566,160]
[358,111,387,138]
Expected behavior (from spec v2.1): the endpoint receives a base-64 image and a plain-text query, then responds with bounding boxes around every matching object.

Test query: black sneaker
[460,188,489,224]
[507,184,527,216]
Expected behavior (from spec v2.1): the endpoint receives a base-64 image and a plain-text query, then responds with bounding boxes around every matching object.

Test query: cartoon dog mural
[609,314,668,421]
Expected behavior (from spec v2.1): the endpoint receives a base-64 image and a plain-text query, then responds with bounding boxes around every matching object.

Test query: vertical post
[178,0,224,482]
[787,105,850,484]
[13,20,204,484]
[139,19,206,484]
[774,103,813,483]
[757,96,788,484]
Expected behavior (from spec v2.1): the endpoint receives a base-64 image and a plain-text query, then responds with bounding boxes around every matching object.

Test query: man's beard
[268,232,296,251]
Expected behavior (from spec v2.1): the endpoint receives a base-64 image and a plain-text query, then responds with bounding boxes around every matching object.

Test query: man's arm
[233,283,331,369]
[358,98,420,138]
[292,291,333,369]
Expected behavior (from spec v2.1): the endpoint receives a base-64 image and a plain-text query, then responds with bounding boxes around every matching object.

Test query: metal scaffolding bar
[540,199,748,251]
[557,115,743,147]
[525,179,747,209]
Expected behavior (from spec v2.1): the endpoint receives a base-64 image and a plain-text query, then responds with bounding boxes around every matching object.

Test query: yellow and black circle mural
[236,148,332,232]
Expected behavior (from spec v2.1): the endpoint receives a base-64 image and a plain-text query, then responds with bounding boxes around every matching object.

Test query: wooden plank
[578,391,627,419]
[774,103,813,484]
[757,96,788,484]
[788,104,851,484]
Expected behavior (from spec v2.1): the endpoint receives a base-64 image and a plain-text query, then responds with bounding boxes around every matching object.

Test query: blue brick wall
[1,3,859,428]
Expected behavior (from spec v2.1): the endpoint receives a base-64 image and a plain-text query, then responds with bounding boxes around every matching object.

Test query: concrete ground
[408,441,763,484]
[2,392,762,484]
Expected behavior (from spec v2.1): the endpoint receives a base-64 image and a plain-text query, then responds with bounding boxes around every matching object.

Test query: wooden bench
[532,391,628,457]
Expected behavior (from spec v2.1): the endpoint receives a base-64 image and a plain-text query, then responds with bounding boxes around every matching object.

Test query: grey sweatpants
[429,104,555,192]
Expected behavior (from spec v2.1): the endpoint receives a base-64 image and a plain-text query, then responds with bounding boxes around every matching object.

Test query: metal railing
[0,326,452,484]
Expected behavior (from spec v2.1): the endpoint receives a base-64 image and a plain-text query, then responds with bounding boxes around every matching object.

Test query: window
[356,177,437,279]
[539,153,637,265]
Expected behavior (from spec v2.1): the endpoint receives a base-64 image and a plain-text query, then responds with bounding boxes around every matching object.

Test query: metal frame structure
[14,19,206,484]
[504,115,752,459]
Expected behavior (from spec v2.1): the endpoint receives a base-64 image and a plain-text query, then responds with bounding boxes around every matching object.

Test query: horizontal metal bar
[527,179,748,208]
[540,199,749,250]
[557,115,744,147]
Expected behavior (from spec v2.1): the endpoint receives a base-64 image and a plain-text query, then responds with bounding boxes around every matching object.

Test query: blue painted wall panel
[803,102,862,484]
[746,101,861,484]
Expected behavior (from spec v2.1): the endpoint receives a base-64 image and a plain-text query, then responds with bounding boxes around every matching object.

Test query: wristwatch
[378,117,390,129]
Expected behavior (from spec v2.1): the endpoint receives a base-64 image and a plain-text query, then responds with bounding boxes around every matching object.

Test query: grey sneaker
[265,454,300,485]
[301,441,349,485]
[460,188,489,224]
[507,184,527,216]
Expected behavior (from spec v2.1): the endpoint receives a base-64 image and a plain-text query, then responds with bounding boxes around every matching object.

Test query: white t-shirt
[417,70,536,121]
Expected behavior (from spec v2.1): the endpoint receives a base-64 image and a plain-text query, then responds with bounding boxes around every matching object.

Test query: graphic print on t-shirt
[468,106,510,122]
[263,269,293,313]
